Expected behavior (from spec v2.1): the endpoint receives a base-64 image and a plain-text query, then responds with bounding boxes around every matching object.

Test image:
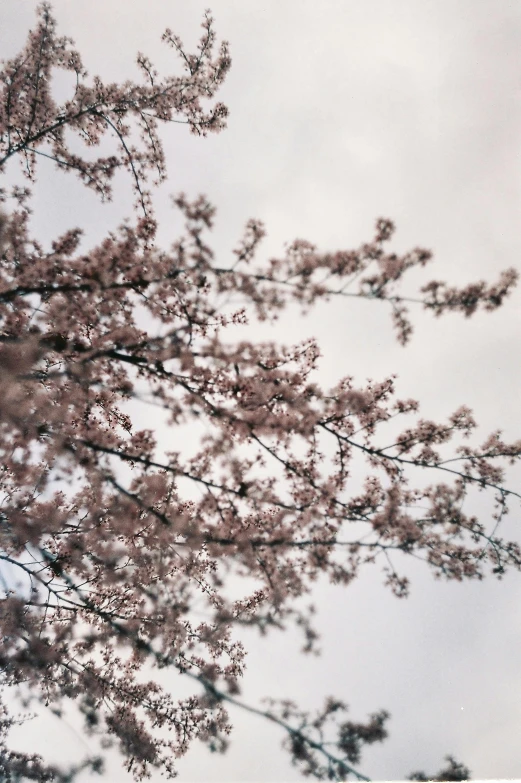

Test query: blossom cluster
[0,5,518,781]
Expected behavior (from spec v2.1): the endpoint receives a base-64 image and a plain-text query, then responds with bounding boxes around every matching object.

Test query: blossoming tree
[0,4,520,781]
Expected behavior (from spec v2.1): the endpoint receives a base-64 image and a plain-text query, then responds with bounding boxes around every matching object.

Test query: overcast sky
[2,1,521,781]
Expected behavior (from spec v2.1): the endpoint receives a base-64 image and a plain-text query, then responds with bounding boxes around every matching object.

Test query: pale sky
[1,1,521,781]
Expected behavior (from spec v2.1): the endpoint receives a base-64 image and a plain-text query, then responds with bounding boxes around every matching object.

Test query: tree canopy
[0,4,519,781]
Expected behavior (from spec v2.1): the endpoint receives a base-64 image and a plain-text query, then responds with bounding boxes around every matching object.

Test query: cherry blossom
[0,4,519,781]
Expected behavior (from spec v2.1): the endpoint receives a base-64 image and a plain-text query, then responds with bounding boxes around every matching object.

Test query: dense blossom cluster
[0,4,519,781]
